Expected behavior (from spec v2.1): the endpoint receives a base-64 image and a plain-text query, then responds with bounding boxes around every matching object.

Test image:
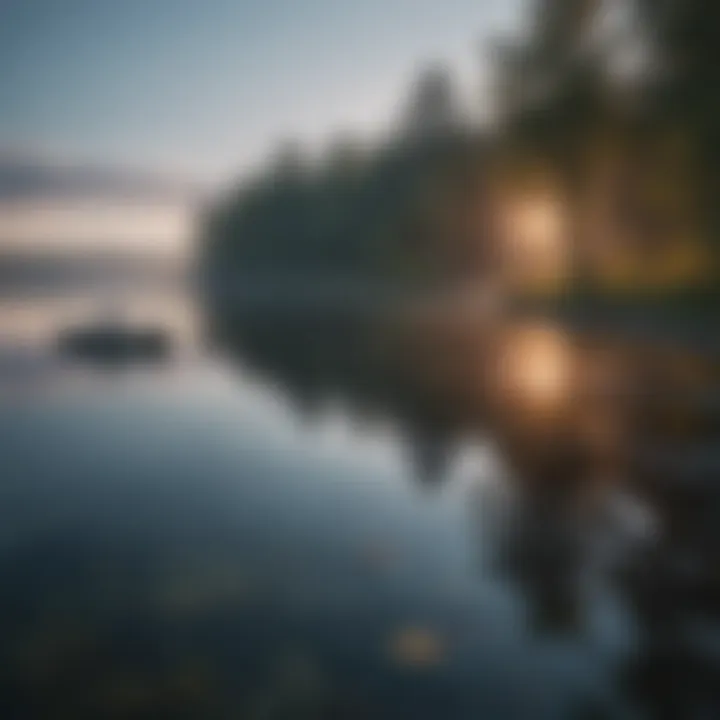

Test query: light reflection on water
[1,288,716,718]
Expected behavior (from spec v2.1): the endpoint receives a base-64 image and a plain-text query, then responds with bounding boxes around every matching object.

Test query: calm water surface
[0,290,652,719]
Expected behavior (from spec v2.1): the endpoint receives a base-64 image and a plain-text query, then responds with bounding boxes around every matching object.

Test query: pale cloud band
[0,153,199,257]
[0,197,194,256]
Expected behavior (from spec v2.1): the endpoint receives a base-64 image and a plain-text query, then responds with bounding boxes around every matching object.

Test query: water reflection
[486,322,720,718]
[1,282,719,718]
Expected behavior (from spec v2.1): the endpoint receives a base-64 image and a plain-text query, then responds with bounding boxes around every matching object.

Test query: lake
[0,282,714,718]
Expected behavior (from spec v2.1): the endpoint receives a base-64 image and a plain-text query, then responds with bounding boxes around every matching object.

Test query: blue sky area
[0,0,524,185]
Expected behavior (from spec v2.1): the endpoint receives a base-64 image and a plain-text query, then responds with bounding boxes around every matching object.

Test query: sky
[0,0,525,253]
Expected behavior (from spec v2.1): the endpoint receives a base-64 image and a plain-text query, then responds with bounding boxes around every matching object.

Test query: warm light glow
[494,325,575,421]
[500,194,569,286]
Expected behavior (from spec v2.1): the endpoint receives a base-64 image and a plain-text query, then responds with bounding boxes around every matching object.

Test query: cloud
[0,152,200,255]
[0,150,201,203]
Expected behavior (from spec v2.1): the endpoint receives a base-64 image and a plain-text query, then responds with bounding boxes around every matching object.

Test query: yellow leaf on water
[387,626,446,669]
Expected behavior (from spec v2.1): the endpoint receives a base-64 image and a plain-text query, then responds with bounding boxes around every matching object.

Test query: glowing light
[500,193,569,286]
[494,325,575,422]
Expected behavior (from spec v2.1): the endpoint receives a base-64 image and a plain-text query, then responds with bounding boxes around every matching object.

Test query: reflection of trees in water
[207,255,719,716]
[616,438,720,718]
[207,249,720,714]
[461,332,720,720]
[497,495,585,635]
